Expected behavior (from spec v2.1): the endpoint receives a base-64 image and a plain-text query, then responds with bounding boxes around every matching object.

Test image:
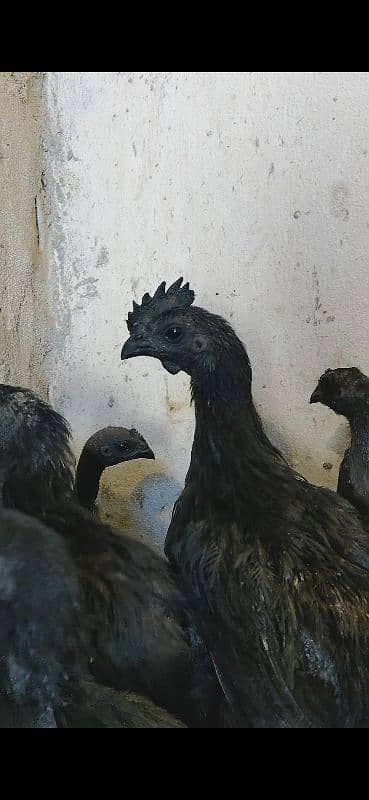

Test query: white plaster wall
[21,72,369,548]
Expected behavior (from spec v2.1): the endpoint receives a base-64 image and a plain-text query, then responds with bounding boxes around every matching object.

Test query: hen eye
[165,325,183,341]
[119,442,130,450]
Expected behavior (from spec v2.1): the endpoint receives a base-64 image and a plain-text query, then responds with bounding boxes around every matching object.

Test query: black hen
[0,506,87,727]
[0,383,219,727]
[310,367,369,515]
[0,507,184,727]
[121,277,369,728]
[75,426,155,513]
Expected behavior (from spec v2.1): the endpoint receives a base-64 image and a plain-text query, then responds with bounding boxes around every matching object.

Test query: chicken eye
[165,325,183,341]
[119,442,130,450]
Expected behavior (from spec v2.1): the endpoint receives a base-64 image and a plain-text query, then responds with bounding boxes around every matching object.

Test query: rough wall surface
[0,72,52,396]
[3,72,369,549]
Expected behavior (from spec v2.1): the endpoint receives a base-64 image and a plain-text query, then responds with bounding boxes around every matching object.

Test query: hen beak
[121,337,153,360]
[139,446,155,460]
[310,386,323,404]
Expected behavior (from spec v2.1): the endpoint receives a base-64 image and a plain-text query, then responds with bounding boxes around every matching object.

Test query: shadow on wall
[262,412,350,489]
[326,423,350,455]
[99,470,182,554]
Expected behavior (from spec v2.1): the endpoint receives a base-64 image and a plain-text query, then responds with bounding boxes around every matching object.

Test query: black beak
[121,337,154,361]
[139,447,155,460]
[121,337,141,360]
[310,386,322,404]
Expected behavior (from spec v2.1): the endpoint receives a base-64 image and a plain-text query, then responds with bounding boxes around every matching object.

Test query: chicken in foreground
[0,506,184,727]
[0,383,219,727]
[122,278,369,728]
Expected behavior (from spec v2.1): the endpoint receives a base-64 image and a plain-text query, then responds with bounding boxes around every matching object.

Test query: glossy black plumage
[121,278,369,728]
[0,383,219,727]
[0,507,87,727]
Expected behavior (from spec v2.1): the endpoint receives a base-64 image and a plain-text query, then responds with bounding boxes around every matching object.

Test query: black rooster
[0,383,218,727]
[311,367,369,515]
[121,277,369,728]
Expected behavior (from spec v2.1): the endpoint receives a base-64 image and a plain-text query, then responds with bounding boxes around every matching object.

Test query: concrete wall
[0,72,50,396]
[2,72,369,549]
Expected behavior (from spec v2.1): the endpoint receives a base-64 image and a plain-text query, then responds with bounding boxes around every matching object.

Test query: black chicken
[0,505,87,727]
[0,383,219,727]
[310,367,369,515]
[121,277,369,728]
[0,506,184,727]
[75,426,155,513]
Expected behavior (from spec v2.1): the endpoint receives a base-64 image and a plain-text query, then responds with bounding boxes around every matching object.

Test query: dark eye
[119,442,130,450]
[165,325,183,341]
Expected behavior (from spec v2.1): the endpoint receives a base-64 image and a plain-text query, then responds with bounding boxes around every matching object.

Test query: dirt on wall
[0,71,53,398]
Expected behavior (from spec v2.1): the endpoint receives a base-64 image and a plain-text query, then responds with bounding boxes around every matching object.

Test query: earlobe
[193,336,207,352]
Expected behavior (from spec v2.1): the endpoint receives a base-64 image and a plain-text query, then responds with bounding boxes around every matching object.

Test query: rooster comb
[126,277,195,332]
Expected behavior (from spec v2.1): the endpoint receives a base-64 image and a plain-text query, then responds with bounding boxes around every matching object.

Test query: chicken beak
[310,386,322,404]
[140,447,155,460]
[121,336,152,361]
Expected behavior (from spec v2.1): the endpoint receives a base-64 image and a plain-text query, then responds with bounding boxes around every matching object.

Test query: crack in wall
[0,72,53,398]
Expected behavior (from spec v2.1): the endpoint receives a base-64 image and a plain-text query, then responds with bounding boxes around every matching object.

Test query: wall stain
[96,245,109,269]
[312,265,321,327]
